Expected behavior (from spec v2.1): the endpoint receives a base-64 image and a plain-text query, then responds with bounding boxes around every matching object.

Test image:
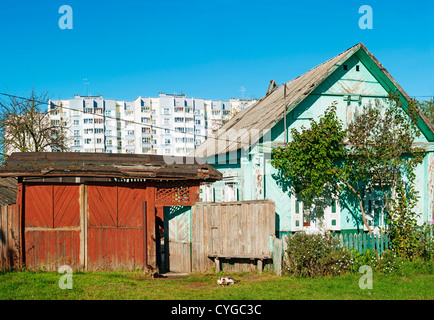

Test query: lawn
[0,265,433,300]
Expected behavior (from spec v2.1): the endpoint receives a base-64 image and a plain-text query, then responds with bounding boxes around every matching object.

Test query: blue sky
[0,0,433,101]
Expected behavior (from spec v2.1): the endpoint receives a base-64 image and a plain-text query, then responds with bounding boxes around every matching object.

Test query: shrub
[284,231,353,277]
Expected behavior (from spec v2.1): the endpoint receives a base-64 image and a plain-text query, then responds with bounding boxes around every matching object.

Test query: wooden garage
[0,152,221,272]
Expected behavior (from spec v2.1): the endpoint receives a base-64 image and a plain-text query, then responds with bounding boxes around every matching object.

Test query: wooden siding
[24,184,81,270]
[191,199,275,272]
[87,184,146,271]
[0,205,20,271]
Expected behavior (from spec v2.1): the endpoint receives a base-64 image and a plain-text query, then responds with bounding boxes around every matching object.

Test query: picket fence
[333,226,434,255]
[334,232,390,255]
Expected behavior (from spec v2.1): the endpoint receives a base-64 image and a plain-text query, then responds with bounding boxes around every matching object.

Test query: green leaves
[271,102,345,204]
[272,94,426,238]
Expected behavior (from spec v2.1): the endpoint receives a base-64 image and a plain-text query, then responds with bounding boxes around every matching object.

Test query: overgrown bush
[349,248,403,274]
[417,222,434,261]
[284,231,353,277]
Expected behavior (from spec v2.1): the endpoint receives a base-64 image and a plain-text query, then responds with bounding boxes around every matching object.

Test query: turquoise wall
[202,52,434,235]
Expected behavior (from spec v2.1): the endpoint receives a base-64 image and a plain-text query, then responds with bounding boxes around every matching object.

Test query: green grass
[0,266,433,300]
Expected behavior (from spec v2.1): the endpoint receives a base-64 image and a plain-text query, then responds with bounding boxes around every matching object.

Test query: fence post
[273,237,283,276]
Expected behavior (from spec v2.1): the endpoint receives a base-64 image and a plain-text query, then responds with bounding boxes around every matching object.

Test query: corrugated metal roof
[0,152,222,181]
[192,43,434,158]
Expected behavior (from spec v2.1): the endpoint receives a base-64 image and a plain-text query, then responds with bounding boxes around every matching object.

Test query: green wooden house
[193,43,434,236]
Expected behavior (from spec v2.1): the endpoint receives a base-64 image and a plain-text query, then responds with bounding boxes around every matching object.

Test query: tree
[419,97,434,125]
[272,94,425,235]
[0,91,69,161]
[345,93,425,225]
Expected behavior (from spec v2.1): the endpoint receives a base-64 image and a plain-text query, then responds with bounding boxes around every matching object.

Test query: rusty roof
[0,177,17,205]
[0,152,222,181]
[192,43,434,158]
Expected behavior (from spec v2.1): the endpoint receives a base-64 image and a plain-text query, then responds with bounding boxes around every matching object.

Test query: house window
[221,182,237,202]
[331,200,336,214]
[200,183,214,202]
[295,198,301,214]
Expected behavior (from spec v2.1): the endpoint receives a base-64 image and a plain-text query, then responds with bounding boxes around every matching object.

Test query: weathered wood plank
[191,200,275,273]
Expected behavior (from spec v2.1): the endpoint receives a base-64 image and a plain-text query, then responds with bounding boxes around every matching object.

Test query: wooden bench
[208,254,272,274]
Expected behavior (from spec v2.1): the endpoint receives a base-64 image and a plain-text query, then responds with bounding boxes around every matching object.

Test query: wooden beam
[146,182,156,272]
[79,184,86,270]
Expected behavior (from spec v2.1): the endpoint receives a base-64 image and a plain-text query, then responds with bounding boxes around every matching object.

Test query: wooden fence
[335,232,390,254]
[190,199,275,273]
[0,205,21,271]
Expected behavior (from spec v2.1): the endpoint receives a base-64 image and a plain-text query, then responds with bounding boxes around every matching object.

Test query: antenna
[83,78,90,96]
[239,86,246,100]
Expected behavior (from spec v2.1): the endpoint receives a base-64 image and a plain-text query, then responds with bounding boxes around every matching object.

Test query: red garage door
[24,184,81,270]
[87,184,147,270]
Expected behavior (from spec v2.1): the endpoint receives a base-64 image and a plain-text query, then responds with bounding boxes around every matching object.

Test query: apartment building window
[84,108,93,114]
[174,107,183,113]
[106,130,112,136]
[163,118,170,125]
[73,140,80,146]
[127,130,134,136]
[84,129,93,134]
[165,149,171,154]
[175,117,184,123]
[164,129,170,134]
[127,139,135,145]
[51,120,59,125]
[105,110,112,116]
[107,140,112,146]
[163,108,170,114]
[94,128,103,134]
[85,138,92,144]
[73,110,80,116]
[95,118,103,124]
[141,106,150,113]
[84,119,93,124]
[195,119,201,125]
[195,129,201,135]
[142,127,150,133]
[142,137,151,144]
[164,139,171,144]
[141,117,150,123]
[73,130,80,136]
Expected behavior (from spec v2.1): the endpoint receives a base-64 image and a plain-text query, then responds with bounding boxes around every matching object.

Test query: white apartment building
[49,93,256,156]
